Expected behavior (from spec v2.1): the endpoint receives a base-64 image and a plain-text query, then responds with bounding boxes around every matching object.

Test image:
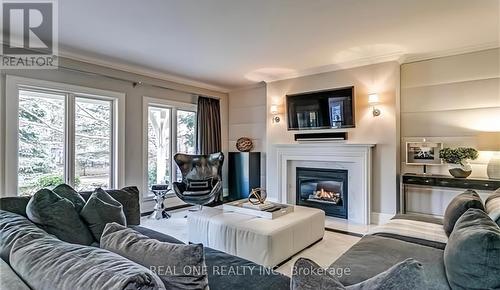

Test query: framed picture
[406,142,443,165]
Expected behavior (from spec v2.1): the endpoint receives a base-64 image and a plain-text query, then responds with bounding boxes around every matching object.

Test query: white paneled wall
[228,84,267,187]
[401,48,500,215]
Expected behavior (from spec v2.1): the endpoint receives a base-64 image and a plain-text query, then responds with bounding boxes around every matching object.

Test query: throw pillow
[291,258,427,290]
[10,234,165,290]
[53,183,86,213]
[80,188,127,241]
[485,188,500,226]
[0,210,48,264]
[100,222,209,290]
[25,189,94,245]
[444,208,500,290]
[0,196,31,218]
[443,189,484,236]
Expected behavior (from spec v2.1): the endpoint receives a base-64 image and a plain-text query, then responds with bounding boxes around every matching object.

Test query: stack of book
[241,201,275,211]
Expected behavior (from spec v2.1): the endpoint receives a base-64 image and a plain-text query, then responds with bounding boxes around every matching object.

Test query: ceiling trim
[265,42,499,84]
[264,51,406,83]
[401,42,499,64]
[58,49,231,93]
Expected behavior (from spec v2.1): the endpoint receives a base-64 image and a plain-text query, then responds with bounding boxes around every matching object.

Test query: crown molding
[228,81,267,93]
[58,49,231,93]
[265,51,406,83]
[401,42,499,64]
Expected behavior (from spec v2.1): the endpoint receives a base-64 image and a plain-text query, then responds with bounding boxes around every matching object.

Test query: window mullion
[66,94,76,187]
[171,107,177,184]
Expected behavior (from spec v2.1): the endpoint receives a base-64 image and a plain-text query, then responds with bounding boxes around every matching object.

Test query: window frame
[142,96,197,199]
[5,75,125,196]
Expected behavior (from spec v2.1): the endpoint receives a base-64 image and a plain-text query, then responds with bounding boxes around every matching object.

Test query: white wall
[0,57,229,212]
[228,84,267,187]
[401,48,500,215]
[265,61,400,217]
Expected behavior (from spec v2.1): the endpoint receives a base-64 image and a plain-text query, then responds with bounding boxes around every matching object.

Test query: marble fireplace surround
[270,143,375,224]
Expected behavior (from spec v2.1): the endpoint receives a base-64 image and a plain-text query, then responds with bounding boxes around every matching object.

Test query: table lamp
[477,132,500,179]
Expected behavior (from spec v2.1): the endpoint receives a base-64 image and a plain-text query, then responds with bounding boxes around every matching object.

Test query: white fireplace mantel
[269,142,375,224]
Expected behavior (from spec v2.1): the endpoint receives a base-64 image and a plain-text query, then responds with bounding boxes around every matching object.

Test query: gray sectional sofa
[0,189,290,290]
[1,187,499,290]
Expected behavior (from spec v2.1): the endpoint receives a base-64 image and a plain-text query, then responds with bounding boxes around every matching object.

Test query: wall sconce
[368,93,381,117]
[270,105,281,123]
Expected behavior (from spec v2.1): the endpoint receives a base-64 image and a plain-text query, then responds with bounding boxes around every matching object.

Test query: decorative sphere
[248,188,267,205]
[236,137,253,152]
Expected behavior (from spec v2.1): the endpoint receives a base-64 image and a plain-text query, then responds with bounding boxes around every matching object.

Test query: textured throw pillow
[25,189,94,245]
[0,196,31,217]
[485,188,500,226]
[291,258,427,290]
[80,188,126,241]
[0,210,49,264]
[53,184,86,213]
[443,190,484,236]
[101,222,208,290]
[444,208,500,290]
[10,234,165,290]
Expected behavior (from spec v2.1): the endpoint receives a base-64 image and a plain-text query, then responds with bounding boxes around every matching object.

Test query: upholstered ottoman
[188,205,325,267]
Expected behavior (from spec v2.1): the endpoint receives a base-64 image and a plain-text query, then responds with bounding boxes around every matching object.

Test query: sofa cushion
[10,234,165,290]
[25,189,94,245]
[80,187,141,225]
[329,235,450,289]
[0,258,30,290]
[101,223,208,290]
[80,188,127,241]
[0,196,30,217]
[292,257,427,290]
[53,184,86,213]
[444,208,500,290]
[0,210,49,264]
[131,225,290,290]
[485,188,500,226]
[443,190,484,236]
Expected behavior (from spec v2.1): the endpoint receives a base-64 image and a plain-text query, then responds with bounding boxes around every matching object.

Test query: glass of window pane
[148,106,171,190]
[18,90,65,195]
[176,110,196,181]
[75,97,112,191]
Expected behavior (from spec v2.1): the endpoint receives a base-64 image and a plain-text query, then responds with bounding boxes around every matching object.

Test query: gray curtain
[196,96,221,155]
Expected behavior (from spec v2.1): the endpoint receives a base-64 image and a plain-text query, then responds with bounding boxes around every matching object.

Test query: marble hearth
[268,143,374,224]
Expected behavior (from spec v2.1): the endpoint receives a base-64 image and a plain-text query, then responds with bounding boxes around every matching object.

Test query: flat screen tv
[287,86,355,130]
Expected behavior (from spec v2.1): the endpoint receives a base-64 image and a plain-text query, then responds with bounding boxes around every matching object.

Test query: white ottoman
[188,205,325,267]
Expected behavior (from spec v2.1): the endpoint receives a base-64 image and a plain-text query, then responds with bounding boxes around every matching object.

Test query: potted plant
[439,147,478,178]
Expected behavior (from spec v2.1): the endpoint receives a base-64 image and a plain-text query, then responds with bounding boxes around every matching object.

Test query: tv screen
[287,86,355,130]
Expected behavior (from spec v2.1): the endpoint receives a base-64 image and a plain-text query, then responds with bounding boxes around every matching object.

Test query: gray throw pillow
[0,210,49,264]
[53,184,86,213]
[443,190,484,236]
[80,188,126,241]
[485,189,500,226]
[291,258,427,290]
[25,189,94,245]
[444,208,500,290]
[0,196,31,217]
[100,222,208,290]
[10,234,165,290]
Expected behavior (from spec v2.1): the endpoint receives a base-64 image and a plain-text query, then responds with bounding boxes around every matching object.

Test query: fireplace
[296,167,348,218]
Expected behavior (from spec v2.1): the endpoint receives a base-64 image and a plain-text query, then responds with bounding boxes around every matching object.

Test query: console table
[401,173,500,213]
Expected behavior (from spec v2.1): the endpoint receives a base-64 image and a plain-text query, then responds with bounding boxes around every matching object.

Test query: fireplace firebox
[296,167,348,218]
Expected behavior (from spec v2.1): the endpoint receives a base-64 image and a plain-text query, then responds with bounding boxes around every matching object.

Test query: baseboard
[370,212,394,225]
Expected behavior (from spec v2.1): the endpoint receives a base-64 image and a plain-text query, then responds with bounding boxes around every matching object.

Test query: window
[144,97,196,196]
[6,76,125,196]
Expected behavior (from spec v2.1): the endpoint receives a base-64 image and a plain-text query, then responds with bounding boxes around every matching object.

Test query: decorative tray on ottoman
[222,199,294,219]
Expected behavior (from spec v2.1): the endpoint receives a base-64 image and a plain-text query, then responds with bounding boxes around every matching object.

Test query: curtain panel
[196,96,221,155]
